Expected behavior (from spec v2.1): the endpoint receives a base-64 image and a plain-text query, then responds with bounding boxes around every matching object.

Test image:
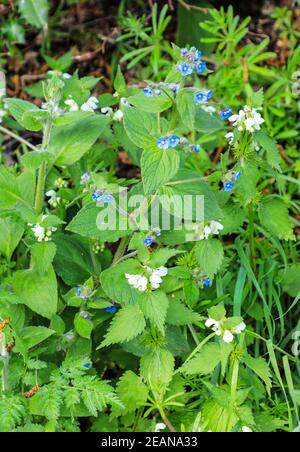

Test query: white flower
[210,220,224,235]
[202,105,216,114]
[148,266,168,289]
[62,73,72,79]
[80,172,91,185]
[225,132,234,144]
[81,96,98,112]
[29,215,57,242]
[46,190,60,208]
[233,322,246,334]
[65,98,79,111]
[242,426,253,432]
[101,107,113,115]
[205,315,246,343]
[154,423,166,432]
[203,225,212,240]
[229,106,264,133]
[223,330,234,343]
[125,274,148,292]
[113,109,124,121]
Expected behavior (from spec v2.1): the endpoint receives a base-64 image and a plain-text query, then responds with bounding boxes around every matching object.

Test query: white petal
[234,322,246,334]
[157,266,168,277]
[242,426,253,432]
[205,318,217,328]
[223,330,234,343]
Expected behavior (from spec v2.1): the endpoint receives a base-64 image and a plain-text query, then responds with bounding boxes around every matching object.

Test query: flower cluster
[223,170,241,192]
[177,47,207,77]
[55,178,68,189]
[143,82,180,97]
[92,189,114,204]
[191,220,224,241]
[229,105,264,133]
[194,90,213,104]
[76,286,92,300]
[157,135,201,153]
[192,268,212,288]
[65,95,99,113]
[29,215,57,242]
[101,107,124,122]
[205,314,246,343]
[46,190,61,208]
[125,266,168,292]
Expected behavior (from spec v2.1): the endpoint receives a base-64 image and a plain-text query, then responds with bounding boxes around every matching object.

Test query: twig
[0,125,40,152]
[177,0,209,13]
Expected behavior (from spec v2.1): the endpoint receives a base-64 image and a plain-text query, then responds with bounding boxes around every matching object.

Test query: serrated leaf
[180,343,221,375]
[242,354,272,396]
[138,290,169,332]
[254,130,281,170]
[115,371,149,414]
[100,304,146,347]
[31,241,56,276]
[140,348,174,387]
[194,238,224,277]
[166,298,201,325]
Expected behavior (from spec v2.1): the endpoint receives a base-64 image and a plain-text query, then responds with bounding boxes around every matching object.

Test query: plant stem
[0,333,9,397]
[34,115,53,214]
[0,125,40,152]
[248,205,256,272]
[113,236,130,265]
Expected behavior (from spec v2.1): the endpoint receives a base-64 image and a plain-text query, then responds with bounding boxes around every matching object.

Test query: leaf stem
[34,115,53,213]
[113,236,130,265]
[0,125,40,153]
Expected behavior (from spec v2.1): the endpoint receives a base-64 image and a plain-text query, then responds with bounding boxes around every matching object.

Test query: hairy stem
[34,115,53,214]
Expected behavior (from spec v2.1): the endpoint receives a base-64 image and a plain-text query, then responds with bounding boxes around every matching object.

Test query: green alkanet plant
[0,41,298,433]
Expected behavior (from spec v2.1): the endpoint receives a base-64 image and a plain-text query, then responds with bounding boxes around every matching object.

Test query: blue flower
[83,363,91,369]
[220,108,233,120]
[76,287,82,297]
[195,49,202,61]
[195,61,206,74]
[170,84,180,94]
[224,181,235,192]
[193,144,201,153]
[180,47,189,57]
[177,63,193,77]
[168,135,180,148]
[206,90,213,100]
[157,137,169,150]
[203,277,211,287]
[154,89,162,96]
[143,237,154,247]
[234,171,241,181]
[143,87,153,97]
[194,92,207,104]
[92,192,103,202]
[81,312,90,320]
[103,194,114,203]
[105,305,118,313]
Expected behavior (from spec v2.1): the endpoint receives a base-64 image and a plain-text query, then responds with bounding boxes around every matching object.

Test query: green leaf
[176,89,196,130]
[123,107,158,150]
[49,114,109,166]
[99,304,146,347]
[148,248,183,267]
[18,0,49,28]
[127,92,172,113]
[5,98,42,131]
[31,241,56,276]
[100,259,143,305]
[278,265,300,297]
[74,314,93,339]
[254,130,281,170]
[142,148,180,195]
[242,354,272,396]
[115,371,149,414]
[16,326,55,351]
[166,298,201,325]
[114,66,127,95]
[258,198,294,241]
[0,167,32,209]
[138,290,169,332]
[194,238,224,277]
[0,216,24,261]
[180,343,221,375]
[140,348,174,387]
[194,108,224,133]
[67,203,130,242]
[53,233,99,286]
[13,265,57,319]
